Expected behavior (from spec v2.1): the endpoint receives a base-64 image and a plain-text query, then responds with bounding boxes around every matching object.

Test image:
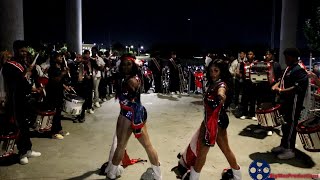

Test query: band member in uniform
[46,52,70,140]
[239,51,258,120]
[2,40,41,164]
[69,53,89,122]
[229,51,246,108]
[254,50,282,136]
[271,48,308,159]
[172,60,241,180]
[150,51,162,93]
[168,51,181,94]
[104,54,162,180]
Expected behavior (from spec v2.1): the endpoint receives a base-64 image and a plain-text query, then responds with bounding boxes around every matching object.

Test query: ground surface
[0,93,319,180]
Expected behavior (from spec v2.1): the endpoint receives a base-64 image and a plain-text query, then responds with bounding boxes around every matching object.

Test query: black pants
[99,76,107,99]
[51,107,62,134]
[154,74,162,93]
[15,110,32,155]
[75,80,93,119]
[46,90,63,135]
[169,76,180,92]
[233,78,242,106]
[280,103,303,149]
[241,81,257,117]
[105,76,113,95]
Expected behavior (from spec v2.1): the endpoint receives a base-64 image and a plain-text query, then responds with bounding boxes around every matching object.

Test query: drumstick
[71,88,77,94]
[40,83,46,97]
[63,57,71,77]
[31,53,40,66]
[309,109,320,112]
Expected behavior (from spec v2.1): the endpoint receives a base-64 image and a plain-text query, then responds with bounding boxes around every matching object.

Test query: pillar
[66,0,82,54]
[279,0,299,68]
[0,0,24,51]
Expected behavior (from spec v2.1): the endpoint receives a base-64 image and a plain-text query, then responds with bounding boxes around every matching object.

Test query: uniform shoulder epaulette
[6,60,24,72]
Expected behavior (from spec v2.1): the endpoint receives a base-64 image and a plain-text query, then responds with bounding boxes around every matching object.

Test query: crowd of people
[0,39,317,180]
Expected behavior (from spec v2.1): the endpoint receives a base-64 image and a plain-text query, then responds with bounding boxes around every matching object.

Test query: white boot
[151,164,162,180]
[232,165,242,180]
[106,163,124,179]
[189,166,200,180]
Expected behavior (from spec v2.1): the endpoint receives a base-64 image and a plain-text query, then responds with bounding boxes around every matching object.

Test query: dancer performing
[104,54,162,180]
[172,60,241,180]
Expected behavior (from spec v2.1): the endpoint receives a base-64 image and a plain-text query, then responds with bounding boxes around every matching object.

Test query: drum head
[297,117,320,133]
[64,92,85,102]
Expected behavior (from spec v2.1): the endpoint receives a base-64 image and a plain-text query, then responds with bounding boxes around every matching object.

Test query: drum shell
[38,77,49,87]
[256,104,283,127]
[63,94,85,116]
[296,118,320,152]
[250,62,273,83]
[34,110,55,132]
[0,115,18,158]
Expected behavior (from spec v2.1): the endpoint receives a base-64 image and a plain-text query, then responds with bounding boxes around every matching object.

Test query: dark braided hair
[206,59,233,109]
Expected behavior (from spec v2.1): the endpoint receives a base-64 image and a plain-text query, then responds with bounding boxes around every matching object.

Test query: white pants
[93,77,101,103]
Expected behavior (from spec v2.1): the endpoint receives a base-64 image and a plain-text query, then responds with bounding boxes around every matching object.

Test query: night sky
[23,0,312,50]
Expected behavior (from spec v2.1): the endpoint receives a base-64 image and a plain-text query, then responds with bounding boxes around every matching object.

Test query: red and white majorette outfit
[172,79,241,180]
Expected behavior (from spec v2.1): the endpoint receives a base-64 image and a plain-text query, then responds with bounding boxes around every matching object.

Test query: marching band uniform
[149,57,162,93]
[2,40,41,164]
[46,52,70,139]
[239,59,258,120]
[168,56,181,94]
[3,60,34,160]
[229,56,246,107]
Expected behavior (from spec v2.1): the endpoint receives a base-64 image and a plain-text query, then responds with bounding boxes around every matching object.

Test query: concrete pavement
[0,93,319,180]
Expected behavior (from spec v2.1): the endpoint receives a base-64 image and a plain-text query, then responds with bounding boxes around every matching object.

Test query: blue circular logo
[248,160,271,180]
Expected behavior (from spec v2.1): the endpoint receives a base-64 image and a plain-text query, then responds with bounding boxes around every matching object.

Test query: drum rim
[256,104,281,114]
[63,97,85,103]
[0,131,19,139]
[302,145,320,152]
[37,110,56,116]
[296,118,320,133]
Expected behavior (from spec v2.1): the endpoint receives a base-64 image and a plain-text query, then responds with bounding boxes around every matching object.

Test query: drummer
[254,50,282,136]
[271,48,308,159]
[46,52,70,140]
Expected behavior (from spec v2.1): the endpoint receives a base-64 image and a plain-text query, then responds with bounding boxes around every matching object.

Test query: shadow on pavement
[238,124,268,139]
[0,154,19,166]
[190,101,203,106]
[65,169,102,180]
[249,149,316,169]
[157,94,179,101]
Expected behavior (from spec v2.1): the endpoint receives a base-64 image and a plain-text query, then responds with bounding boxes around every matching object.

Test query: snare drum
[34,109,55,132]
[250,62,274,83]
[0,131,18,158]
[63,92,85,116]
[0,116,18,158]
[297,117,320,152]
[256,104,284,127]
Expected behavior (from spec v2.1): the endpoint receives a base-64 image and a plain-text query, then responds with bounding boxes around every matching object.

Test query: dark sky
[23,0,312,50]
